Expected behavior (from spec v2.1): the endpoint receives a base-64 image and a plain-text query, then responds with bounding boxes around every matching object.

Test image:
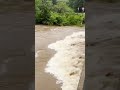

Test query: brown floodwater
[35,25,85,90]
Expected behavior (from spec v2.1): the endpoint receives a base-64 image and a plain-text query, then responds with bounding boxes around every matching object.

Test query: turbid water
[45,31,85,90]
[35,25,85,90]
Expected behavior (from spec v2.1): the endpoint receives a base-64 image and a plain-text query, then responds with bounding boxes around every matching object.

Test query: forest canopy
[35,0,85,26]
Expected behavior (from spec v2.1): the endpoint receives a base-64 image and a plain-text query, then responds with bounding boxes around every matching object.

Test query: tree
[52,2,73,13]
[68,0,85,12]
[52,0,57,5]
[35,0,51,24]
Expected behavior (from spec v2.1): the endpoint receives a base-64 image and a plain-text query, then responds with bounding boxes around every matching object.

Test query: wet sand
[35,25,85,90]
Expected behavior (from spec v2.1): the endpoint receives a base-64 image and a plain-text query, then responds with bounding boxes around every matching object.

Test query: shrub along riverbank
[35,0,85,26]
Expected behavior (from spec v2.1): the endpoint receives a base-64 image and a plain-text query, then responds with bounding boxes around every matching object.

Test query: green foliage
[35,0,51,24]
[35,0,41,23]
[68,0,85,12]
[52,0,57,5]
[67,13,85,26]
[48,12,85,26]
[35,0,85,26]
[52,2,74,13]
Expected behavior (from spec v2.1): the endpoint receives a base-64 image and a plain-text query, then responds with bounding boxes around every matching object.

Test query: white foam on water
[35,51,40,58]
[45,31,85,90]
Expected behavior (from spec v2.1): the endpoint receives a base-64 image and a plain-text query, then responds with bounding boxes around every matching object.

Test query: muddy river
[35,25,85,90]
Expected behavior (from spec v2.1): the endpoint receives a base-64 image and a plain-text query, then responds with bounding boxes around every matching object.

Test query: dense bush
[48,12,85,26]
[35,0,85,26]
[35,0,51,24]
[52,2,74,13]
[68,0,85,12]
